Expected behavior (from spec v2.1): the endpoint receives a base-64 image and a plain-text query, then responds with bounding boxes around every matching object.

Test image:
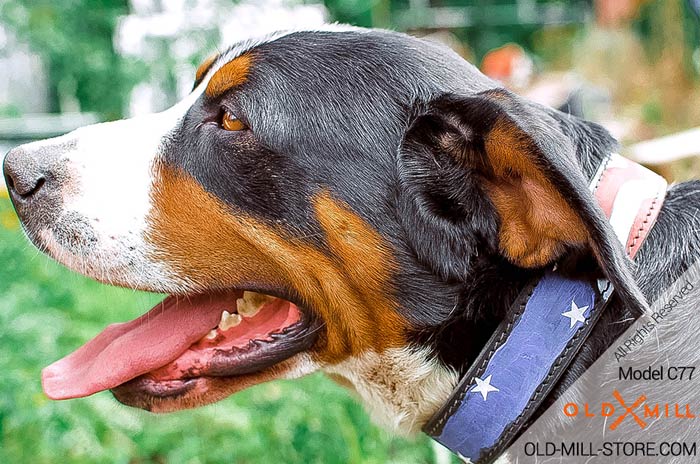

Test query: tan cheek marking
[146,165,408,363]
[195,53,218,84]
[311,193,407,361]
[483,120,588,268]
[205,54,252,98]
[147,164,284,289]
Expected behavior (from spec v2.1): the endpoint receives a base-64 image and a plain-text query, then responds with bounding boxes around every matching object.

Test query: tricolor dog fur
[4,26,700,440]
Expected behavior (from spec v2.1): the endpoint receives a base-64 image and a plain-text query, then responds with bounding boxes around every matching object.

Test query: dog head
[3,27,643,433]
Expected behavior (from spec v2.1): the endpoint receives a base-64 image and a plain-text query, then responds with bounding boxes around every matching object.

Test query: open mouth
[41,290,321,407]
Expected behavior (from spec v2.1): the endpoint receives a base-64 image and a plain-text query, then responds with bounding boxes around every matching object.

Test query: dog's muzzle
[4,142,71,233]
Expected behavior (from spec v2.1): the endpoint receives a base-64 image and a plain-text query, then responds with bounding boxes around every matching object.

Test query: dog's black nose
[4,146,47,199]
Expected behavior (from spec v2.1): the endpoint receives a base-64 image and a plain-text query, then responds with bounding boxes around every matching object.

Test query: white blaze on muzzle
[14,81,209,291]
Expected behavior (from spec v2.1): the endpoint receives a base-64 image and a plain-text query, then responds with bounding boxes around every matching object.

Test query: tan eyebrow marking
[195,53,219,83]
[205,53,252,98]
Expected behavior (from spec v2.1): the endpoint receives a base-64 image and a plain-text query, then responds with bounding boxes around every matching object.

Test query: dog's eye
[221,110,247,131]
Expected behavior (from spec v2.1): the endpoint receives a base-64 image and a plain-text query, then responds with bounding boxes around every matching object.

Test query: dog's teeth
[237,291,273,317]
[243,290,274,306]
[236,298,256,317]
[205,329,218,340]
[219,310,242,331]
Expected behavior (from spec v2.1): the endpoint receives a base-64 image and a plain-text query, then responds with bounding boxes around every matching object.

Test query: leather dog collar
[423,153,667,463]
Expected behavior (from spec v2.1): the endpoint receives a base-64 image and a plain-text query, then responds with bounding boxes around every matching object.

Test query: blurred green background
[0,0,698,463]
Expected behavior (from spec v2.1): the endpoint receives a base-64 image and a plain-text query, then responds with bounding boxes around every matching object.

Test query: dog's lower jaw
[323,347,459,436]
[110,344,459,434]
[111,352,321,412]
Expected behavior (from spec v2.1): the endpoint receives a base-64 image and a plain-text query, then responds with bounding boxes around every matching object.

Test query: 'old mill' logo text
[563,390,695,430]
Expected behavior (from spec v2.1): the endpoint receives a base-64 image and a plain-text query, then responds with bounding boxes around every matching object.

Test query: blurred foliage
[0,103,23,118]
[530,0,699,145]
[325,0,700,74]
[0,196,451,463]
[0,0,147,119]
[636,0,700,79]
[324,0,585,59]
[2,0,697,120]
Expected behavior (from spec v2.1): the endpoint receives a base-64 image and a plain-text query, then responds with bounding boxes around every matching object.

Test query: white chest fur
[324,347,459,435]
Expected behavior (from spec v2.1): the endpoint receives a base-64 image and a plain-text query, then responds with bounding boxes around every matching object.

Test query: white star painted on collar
[471,374,499,401]
[457,454,474,464]
[562,300,589,328]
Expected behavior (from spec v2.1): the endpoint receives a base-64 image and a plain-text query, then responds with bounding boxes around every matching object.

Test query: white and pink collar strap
[589,153,668,258]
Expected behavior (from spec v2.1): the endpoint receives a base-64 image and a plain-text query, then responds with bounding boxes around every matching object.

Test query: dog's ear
[399,88,647,314]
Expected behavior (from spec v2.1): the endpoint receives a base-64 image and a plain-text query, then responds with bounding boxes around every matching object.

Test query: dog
[4,25,700,457]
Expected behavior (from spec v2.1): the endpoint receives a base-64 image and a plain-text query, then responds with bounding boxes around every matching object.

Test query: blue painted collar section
[423,153,666,463]
[424,272,609,463]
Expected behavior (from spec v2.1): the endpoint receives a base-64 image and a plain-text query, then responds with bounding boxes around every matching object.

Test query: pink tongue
[42,291,240,400]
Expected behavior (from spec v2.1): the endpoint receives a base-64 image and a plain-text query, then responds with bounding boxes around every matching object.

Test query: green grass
[0,196,449,463]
